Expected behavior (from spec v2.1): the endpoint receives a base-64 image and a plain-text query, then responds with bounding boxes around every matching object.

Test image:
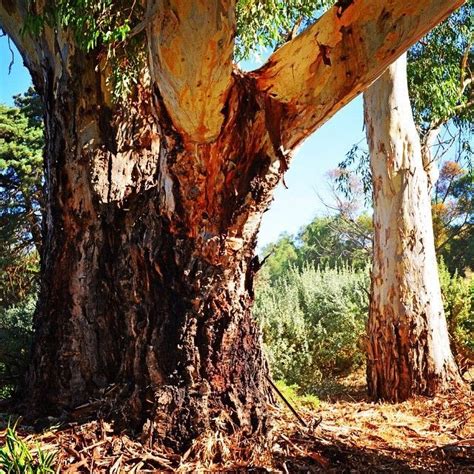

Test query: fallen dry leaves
[1,387,472,472]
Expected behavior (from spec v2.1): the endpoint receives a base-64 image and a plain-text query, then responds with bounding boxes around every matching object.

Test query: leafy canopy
[407,1,473,129]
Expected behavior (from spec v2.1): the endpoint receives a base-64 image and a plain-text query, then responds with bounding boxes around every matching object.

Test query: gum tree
[0,0,464,450]
[364,3,471,401]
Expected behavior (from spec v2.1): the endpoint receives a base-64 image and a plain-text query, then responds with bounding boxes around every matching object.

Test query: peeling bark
[252,0,464,150]
[364,54,462,402]
[148,0,236,142]
[24,54,279,449]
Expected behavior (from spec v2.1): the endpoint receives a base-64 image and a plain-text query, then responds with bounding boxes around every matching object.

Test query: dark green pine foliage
[0,87,43,308]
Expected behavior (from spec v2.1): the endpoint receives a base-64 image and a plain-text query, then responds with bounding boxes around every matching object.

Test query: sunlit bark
[365,54,462,402]
[252,0,464,150]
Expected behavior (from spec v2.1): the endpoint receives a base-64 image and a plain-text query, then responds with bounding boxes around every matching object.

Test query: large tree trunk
[364,54,462,402]
[24,54,280,450]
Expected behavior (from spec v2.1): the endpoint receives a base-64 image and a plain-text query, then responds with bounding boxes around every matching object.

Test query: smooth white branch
[252,0,465,151]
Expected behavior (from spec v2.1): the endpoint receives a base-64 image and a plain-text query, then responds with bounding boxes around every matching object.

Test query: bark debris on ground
[1,384,472,473]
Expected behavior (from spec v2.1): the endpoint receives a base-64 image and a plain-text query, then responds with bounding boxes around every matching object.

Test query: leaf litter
[0,387,472,472]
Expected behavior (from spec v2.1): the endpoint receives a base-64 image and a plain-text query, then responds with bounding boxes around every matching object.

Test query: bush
[254,264,369,393]
[438,261,474,365]
[0,296,35,398]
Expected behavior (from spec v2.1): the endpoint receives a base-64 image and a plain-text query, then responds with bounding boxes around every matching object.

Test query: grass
[274,380,320,410]
[0,421,56,474]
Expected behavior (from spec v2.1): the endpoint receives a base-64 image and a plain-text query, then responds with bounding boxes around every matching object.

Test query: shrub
[438,261,474,366]
[0,296,36,398]
[254,264,369,393]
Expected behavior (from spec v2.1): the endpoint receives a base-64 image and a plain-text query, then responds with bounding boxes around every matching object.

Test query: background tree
[0,88,43,308]
[0,88,43,395]
[339,1,473,263]
[364,1,472,401]
[335,3,472,400]
[409,1,473,272]
[0,0,463,451]
[364,54,462,401]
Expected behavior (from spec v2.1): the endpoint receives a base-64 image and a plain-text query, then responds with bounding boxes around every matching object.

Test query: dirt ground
[1,373,473,472]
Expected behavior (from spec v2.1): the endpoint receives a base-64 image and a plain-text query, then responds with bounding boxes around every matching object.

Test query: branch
[425,97,474,141]
[7,36,14,73]
[252,0,465,151]
[147,0,236,143]
[459,39,472,94]
[129,0,159,39]
[0,0,41,72]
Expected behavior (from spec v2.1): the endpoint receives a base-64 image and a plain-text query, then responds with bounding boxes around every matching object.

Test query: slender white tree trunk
[364,54,462,401]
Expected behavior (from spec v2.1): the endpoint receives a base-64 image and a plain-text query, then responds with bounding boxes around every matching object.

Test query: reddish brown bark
[24,58,278,449]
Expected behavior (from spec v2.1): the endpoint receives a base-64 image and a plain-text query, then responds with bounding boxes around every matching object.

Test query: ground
[1,370,472,472]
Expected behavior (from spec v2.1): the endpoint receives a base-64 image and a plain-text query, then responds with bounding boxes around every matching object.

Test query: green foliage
[23,0,137,51]
[0,91,41,398]
[337,143,371,204]
[254,264,369,393]
[235,0,332,60]
[0,90,42,310]
[0,251,38,312]
[259,215,372,283]
[22,0,146,100]
[0,90,43,248]
[439,260,474,356]
[274,380,319,410]
[52,0,146,100]
[255,222,473,393]
[0,422,56,473]
[297,215,372,270]
[0,296,35,396]
[260,233,299,282]
[407,1,473,129]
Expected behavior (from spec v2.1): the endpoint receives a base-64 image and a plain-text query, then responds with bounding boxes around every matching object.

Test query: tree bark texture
[0,0,464,451]
[364,54,462,402]
[25,55,280,450]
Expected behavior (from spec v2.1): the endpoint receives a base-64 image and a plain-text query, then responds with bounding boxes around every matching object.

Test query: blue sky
[0,36,366,248]
[0,36,32,104]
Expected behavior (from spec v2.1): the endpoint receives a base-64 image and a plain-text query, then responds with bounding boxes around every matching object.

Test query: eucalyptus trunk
[364,54,462,402]
[26,53,277,450]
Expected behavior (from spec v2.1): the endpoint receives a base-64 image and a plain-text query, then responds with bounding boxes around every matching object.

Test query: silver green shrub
[254,264,369,392]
